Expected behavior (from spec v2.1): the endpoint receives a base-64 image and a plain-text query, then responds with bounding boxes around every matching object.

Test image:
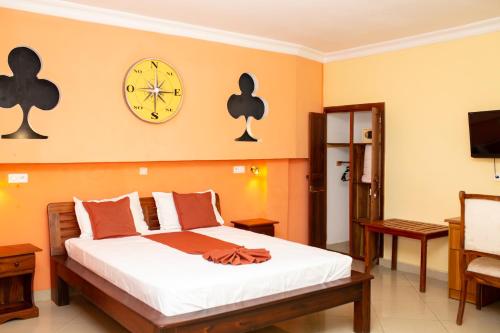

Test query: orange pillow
[172,192,219,230]
[83,197,140,240]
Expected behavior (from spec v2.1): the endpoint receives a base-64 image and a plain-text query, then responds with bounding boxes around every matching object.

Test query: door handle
[371,179,379,198]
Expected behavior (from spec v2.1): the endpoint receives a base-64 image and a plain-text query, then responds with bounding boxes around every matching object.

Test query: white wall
[327,112,350,143]
[327,147,350,244]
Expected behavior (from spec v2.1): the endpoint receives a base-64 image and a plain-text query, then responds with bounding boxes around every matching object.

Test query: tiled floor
[2,264,500,333]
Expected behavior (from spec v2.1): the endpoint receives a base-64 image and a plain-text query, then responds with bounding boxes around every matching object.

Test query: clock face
[124,59,183,123]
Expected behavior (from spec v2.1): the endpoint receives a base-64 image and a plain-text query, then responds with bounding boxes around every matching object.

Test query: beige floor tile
[0,316,68,333]
[373,298,438,320]
[425,298,496,322]
[371,284,421,302]
[380,318,448,333]
[441,315,500,333]
[1,299,84,333]
[57,318,128,333]
[372,267,414,287]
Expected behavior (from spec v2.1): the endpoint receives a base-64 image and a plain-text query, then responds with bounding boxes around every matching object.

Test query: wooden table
[0,243,42,324]
[231,218,279,237]
[363,219,448,292]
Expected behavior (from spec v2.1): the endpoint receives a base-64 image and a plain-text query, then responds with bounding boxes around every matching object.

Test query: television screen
[468,110,500,158]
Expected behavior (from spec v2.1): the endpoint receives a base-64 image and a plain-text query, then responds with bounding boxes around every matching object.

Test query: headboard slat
[48,194,221,256]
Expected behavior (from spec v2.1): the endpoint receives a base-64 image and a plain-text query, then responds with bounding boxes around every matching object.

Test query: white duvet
[65,226,352,316]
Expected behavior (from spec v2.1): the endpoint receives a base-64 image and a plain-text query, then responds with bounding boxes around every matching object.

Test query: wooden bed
[48,195,372,333]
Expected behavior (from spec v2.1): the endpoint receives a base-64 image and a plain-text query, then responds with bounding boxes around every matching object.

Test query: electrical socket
[233,166,245,174]
[8,173,29,184]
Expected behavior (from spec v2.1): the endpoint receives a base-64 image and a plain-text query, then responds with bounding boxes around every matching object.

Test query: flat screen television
[468,110,500,158]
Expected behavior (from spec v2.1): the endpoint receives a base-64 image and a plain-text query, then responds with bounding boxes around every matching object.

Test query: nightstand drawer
[0,254,35,277]
[247,225,275,236]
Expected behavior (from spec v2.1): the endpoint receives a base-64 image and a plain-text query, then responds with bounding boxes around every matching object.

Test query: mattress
[65,226,352,316]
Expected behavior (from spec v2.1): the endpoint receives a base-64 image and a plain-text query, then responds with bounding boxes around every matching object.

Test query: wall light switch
[139,167,148,176]
[8,173,29,184]
[233,166,245,174]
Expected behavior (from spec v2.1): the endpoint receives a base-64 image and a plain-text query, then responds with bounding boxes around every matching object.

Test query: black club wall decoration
[227,73,268,142]
[0,47,60,139]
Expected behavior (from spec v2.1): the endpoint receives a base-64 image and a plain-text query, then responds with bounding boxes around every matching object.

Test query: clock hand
[153,91,157,115]
[154,67,158,90]
[139,80,155,92]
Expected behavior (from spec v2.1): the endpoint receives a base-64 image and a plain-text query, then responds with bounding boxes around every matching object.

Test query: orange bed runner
[143,231,271,265]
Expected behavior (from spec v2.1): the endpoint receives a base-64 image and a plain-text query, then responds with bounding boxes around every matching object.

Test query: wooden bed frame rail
[48,195,372,333]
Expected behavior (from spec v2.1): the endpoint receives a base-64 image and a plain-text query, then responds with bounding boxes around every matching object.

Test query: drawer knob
[14,262,20,267]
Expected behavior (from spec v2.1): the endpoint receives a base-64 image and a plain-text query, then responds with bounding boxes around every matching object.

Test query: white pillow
[74,192,148,239]
[152,189,224,231]
[152,192,181,232]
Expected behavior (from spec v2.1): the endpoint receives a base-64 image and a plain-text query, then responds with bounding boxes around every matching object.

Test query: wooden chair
[456,191,500,325]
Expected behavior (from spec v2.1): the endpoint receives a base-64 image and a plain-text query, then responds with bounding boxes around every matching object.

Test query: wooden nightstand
[231,218,279,237]
[0,244,41,324]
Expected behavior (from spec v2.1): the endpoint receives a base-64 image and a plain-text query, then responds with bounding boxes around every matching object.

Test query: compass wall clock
[124,58,183,123]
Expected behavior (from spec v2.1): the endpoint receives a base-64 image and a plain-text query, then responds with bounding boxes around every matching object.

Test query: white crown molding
[323,16,500,62]
[0,0,325,62]
[1,0,500,63]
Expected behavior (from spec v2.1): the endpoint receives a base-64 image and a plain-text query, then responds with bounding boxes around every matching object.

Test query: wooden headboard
[47,194,221,256]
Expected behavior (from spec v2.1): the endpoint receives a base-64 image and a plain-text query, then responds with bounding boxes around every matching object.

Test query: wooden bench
[363,219,448,292]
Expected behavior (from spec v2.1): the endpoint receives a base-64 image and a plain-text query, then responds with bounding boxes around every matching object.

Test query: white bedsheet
[65,226,352,316]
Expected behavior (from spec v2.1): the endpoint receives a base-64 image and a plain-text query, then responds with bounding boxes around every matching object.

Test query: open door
[370,106,382,221]
[367,106,384,261]
[308,112,327,248]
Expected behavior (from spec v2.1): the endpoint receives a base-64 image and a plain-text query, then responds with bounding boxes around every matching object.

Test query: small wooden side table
[0,243,42,324]
[231,218,279,237]
[363,219,448,292]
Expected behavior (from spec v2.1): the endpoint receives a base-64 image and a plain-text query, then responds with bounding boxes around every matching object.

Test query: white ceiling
[62,0,500,53]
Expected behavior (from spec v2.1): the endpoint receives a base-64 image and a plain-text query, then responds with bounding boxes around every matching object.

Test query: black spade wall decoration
[0,47,60,139]
[227,73,267,142]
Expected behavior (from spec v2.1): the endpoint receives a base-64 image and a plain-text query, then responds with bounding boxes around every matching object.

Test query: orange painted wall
[0,9,320,291]
[0,8,322,163]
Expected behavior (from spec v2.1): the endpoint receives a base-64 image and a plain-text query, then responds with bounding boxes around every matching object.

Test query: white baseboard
[379,258,448,282]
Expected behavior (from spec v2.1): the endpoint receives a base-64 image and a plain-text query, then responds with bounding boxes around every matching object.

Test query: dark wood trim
[323,103,385,260]
[308,112,327,248]
[48,194,373,333]
[324,103,385,113]
[349,111,354,255]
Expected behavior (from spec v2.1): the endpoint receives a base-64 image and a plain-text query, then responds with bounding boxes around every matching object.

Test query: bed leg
[50,259,69,306]
[354,279,371,333]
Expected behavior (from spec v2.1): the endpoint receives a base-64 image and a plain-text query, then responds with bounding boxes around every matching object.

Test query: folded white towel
[361,145,372,183]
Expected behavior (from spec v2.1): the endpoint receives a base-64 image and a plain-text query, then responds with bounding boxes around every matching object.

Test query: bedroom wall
[0,8,322,163]
[0,8,318,291]
[324,31,500,274]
